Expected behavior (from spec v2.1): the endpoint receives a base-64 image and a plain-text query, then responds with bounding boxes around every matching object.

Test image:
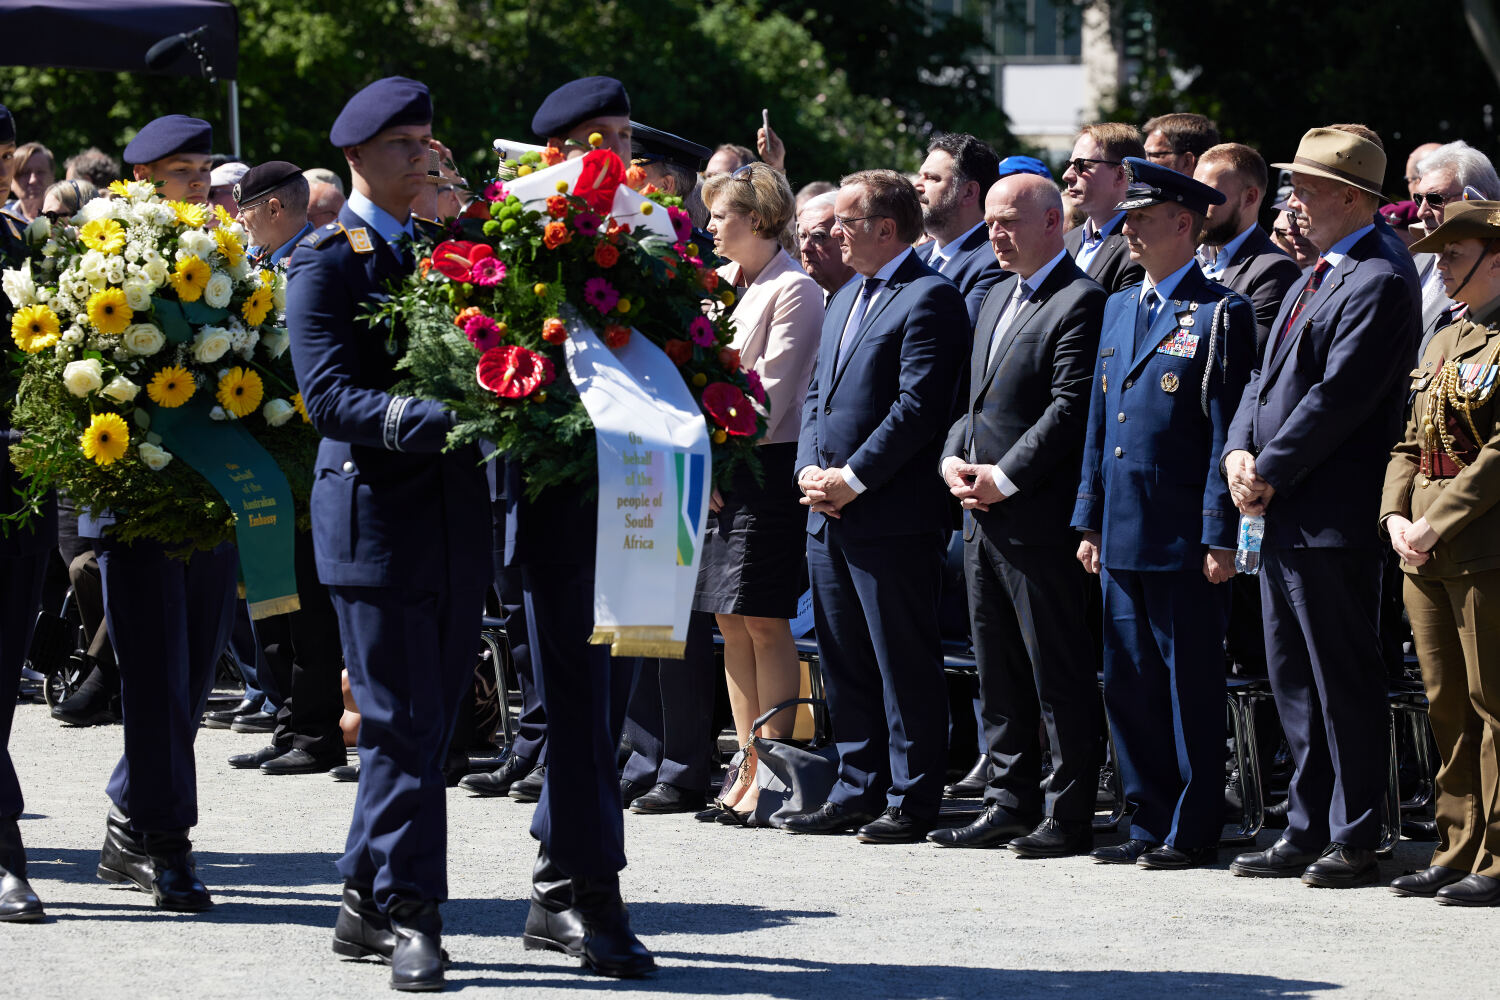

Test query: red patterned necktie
[1275,256,1330,352]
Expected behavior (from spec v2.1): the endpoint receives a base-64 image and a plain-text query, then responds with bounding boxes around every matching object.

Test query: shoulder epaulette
[303,223,375,254]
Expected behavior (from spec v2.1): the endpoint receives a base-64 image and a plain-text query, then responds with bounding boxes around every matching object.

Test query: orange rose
[543,221,571,250]
[419,257,433,277]
[542,317,567,344]
[606,221,631,241]
[625,164,648,189]
[454,306,484,328]
[541,145,565,166]
[664,339,692,365]
[718,347,741,374]
[700,269,720,292]
[594,243,620,269]
[546,195,569,219]
[604,324,631,348]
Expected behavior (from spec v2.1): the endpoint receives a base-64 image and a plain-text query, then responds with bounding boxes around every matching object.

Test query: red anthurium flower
[467,243,495,263]
[477,345,556,399]
[431,240,481,281]
[701,382,757,436]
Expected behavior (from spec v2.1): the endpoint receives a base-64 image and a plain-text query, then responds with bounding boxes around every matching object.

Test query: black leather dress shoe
[229,744,286,769]
[230,711,277,734]
[856,807,931,844]
[1436,873,1500,906]
[619,777,652,809]
[1390,865,1468,897]
[1091,839,1157,864]
[458,755,531,797]
[97,805,153,893]
[1008,817,1093,858]
[0,818,43,923]
[203,697,259,729]
[1138,844,1216,870]
[927,803,1035,848]
[1229,838,1321,877]
[522,850,655,978]
[1301,843,1379,888]
[779,801,876,836]
[944,755,990,798]
[510,765,546,803]
[144,831,212,912]
[50,669,120,727]
[333,883,396,960]
[331,764,360,783]
[387,899,445,991]
[262,747,345,775]
[630,783,706,815]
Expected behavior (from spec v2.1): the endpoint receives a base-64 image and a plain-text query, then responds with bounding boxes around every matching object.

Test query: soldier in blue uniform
[285,77,490,991]
[503,76,655,979]
[1072,159,1256,869]
[90,115,240,915]
[0,103,54,923]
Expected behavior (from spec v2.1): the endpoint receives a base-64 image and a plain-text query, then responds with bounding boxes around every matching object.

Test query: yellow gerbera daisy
[213,227,245,267]
[292,392,310,424]
[79,412,129,466]
[147,365,195,407]
[86,288,133,335]
[216,367,264,418]
[169,255,211,302]
[107,179,133,198]
[78,218,127,255]
[213,204,236,230]
[10,304,60,353]
[241,286,273,327]
[170,200,209,228]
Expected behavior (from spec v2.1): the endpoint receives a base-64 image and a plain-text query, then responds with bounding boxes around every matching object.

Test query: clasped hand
[798,466,856,517]
[1225,450,1275,514]
[942,458,1004,512]
[1385,514,1439,567]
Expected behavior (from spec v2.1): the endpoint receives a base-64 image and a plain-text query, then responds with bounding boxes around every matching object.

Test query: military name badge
[1154,329,1200,358]
[347,227,374,253]
[1160,371,1179,393]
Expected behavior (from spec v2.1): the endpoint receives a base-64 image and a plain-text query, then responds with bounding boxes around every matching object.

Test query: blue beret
[532,76,630,140]
[330,76,431,147]
[0,106,13,147]
[123,115,212,165]
[631,122,710,172]
[1117,157,1226,215]
[997,155,1051,180]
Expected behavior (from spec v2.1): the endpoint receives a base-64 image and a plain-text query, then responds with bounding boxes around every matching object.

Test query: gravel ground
[2,697,1495,999]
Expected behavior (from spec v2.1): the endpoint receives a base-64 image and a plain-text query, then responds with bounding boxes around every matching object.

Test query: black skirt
[693,441,806,618]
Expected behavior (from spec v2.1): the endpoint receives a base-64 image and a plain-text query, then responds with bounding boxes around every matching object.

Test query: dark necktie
[836,277,881,368]
[1135,289,1161,355]
[1275,257,1331,352]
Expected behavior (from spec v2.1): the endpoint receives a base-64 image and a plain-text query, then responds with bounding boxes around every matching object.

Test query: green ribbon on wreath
[144,392,300,619]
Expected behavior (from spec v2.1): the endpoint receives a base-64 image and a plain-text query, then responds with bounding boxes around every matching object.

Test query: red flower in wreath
[546,195,570,219]
[700,269,720,292]
[668,205,694,244]
[744,369,766,405]
[542,317,567,344]
[431,240,487,281]
[701,382,757,437]
[603,324,630,348]
[594,243,620,269]
[543,221,571,250]
[718,347,741,374]
[477,345,555,399]
[663,339,692,365]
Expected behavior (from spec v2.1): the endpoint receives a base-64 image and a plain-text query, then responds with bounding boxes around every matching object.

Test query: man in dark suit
[1194,143,1303,356]
[1074,159,1257,869]
[915,133,1005,325]
[1223,125,1422,888]
[1142,113,1219,176]
[1062,123,1147,293]
[784,169,969,844]
[287,77,491,990]
[926,173,1106,855]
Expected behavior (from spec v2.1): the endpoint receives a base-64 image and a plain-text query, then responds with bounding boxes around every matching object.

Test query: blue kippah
[122,115,212,165]
[531,76,630,140]
[0,106,13,147]
[330,76,432,147]
[997,155,1052,180]
[1117,157,1226,215]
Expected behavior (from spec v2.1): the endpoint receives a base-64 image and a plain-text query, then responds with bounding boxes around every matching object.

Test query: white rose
[100,375,140,403]
[262,398,295,427]
[272,280,287,314]
[177,231,216,259]
[138,442,173,471]
[3,261,36,308]
[120,279,152,311]
[78,250,110,289]
[23,217,49,246]
[228,257,251,282]
[104,255,128,286]
[192,325,232,363]
[62,358,104,397]
[209,405,228,421]
[260,328,290,359]
[72,197,117,226]
[121,322,165,356]
[60,325,85,346]
[203,271,233,309]
[141,256,169,287]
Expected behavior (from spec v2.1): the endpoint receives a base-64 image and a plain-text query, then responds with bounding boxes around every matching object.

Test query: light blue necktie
[836,277,881,368]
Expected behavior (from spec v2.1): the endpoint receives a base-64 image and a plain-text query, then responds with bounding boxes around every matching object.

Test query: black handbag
[750,697,839,829]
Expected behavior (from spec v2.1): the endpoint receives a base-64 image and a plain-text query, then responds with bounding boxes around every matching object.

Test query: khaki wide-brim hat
[1409,200,1500,253]
[1271,127,1387,200]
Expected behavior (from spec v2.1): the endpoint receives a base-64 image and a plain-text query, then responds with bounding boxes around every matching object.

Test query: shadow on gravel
[27,847,342,889]
[444,899,834,938]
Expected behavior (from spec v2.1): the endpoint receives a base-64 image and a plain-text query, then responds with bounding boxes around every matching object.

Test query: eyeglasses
[1414,191,1452,209]
[237,196,273,213]
[833,214,886,230]
[730,163,757,180]
[1064,157,1121,174]
[1143,149,1178,162]
[798,229,834,244]
[1272,228,1292,238]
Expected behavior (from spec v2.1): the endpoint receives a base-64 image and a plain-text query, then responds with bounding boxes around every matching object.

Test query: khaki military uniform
[1381,303,1500,879]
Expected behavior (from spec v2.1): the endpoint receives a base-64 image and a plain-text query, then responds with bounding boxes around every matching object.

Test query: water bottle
[1235,514,1265,575]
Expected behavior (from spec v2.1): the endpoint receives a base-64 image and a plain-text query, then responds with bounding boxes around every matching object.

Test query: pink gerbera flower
[668,205,693,243]
[463,314,504,352]
[689,315,716,347]
[469,256,506,287]
[583,277,620,314]
[573,212,602,238]
[744,369,766,405]
[482,181,508,203]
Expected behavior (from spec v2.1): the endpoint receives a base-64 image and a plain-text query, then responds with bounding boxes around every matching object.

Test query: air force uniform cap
[997,155,1052,180]
[631,122,710,172]
[0,106,14,146]
[1116,157,1225,214]
[330,76,432,148]
[531,76,630,140]
[123,115,212,165]
[234,160,304,206]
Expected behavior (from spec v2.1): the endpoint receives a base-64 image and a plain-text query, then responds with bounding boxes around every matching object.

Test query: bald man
[930,174,1108,852]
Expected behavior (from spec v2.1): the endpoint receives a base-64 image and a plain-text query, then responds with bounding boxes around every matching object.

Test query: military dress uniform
[1073,161,1256,862]
[285,78,490,987]
[1382,203,1500,905]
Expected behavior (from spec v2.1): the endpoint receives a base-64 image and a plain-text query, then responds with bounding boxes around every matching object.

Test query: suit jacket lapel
[829,253,920,391]
[1265,254,1354,379]
[980,260,1073,390]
